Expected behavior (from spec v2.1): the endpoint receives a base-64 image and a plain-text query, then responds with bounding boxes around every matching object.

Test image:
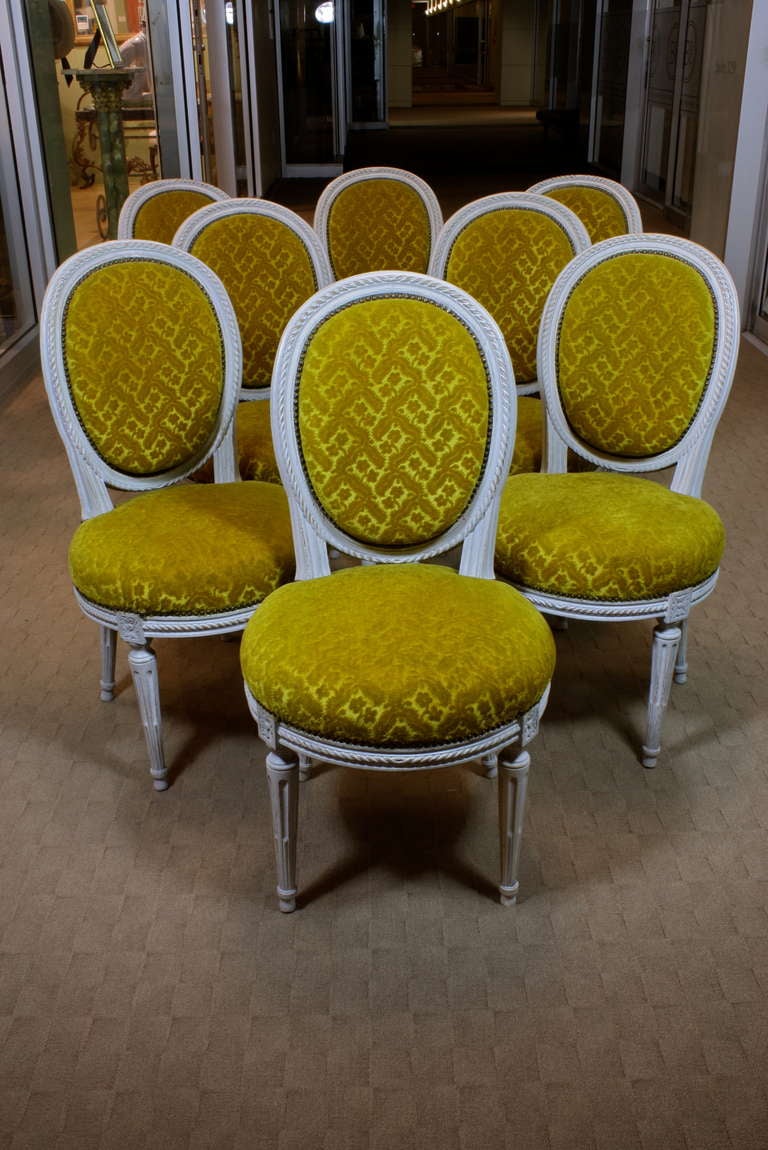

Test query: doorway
[636,0,707,228]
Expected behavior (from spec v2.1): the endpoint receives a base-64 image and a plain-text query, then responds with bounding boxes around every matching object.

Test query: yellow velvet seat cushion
[194,401,281,484]
[495,472,725,601]
[510,397,543,475]
[69,482,294,616]
[241,563,555,747]
[235,400,280,483]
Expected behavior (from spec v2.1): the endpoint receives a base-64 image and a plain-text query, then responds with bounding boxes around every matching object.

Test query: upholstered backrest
[429,193,590,385]
[174,200,333,391]
[529,176,643,243]
[270,272,516,575]
[314,167,443,280]
[117,178,230,243]
[538,234,740,491]
[40,241,242,516]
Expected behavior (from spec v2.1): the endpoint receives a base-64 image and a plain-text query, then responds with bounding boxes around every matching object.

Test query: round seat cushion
[235,399,280,482]
[69,481,294,616]
[510,396,543,475]
[495,472,725,601]
[241,563,555,747]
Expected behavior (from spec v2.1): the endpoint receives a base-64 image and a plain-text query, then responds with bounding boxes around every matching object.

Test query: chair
[173,199,333,483]
[494,233,740,768]
[428,192,590,473]
[528,174,643,243]
[117,177,230,243]
[239,271,556,912]
[313,166,443,279]
[40,240,295,790]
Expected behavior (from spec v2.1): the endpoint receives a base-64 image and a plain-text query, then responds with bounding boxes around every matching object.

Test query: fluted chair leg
[674,619,689,684]
[266,747,300,912]
[498,748,530,906]
[481,753,498,779]
[127,641,168,791]
[100,625,117,701]
[642,622,682,769]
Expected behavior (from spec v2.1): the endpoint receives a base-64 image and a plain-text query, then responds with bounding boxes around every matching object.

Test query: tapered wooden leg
[481,753,498,779]
[266,747,300,912]
[642,622,682,769]
[127,641,168,791]
[674,619,689,684]
[498,747,530,906]
[100,626,117,701]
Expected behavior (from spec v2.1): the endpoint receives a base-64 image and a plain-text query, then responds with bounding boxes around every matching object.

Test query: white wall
[497,0,536,106]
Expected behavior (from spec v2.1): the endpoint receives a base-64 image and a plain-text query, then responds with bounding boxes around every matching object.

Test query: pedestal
[66,69,135,239]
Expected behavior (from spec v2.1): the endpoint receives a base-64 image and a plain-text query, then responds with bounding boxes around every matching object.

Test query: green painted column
[68,70,134,239]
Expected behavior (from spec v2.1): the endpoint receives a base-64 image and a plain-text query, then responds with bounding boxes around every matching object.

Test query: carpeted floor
[1,135,767,1147]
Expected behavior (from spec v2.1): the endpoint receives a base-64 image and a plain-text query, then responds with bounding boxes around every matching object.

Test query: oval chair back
[117,177,230,243]
[429,191,591,474]
[173,198,334,483]
[528,174,643,243]
[314,166,443,279]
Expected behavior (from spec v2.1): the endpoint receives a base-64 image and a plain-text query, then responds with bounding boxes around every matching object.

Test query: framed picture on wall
[89,1,124,66]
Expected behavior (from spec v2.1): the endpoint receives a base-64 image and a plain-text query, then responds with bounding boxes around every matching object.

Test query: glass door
[276,0,347,176]
[0,0,61,391]
[638,0,706,227]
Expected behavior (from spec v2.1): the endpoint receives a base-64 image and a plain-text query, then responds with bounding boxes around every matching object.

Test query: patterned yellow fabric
[443,209,576,383]
[236,400,280,482]
[543,186,628,243]
[191,401,280,484]
[558,253,716,456]
[298,298,491,546]
[241,564,555,746]
[188,216,319,387]
[510,397,543,475]
[69,482,294,615]
[132,190,218,243]
[64,260,224,476]
[495,473,725,600]
[326,181,432,278]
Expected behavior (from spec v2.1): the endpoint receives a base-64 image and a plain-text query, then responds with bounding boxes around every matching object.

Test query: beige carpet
[0,316,767,1145]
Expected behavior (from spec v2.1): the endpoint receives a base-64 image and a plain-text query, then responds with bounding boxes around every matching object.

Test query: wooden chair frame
[40,240,258,790]
[243,270,553,910]
[506,232,740,767]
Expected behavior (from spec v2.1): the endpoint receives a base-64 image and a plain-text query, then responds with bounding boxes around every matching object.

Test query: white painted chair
[40,240,295,790]
[428,191,590,473]
[495,233,740,767]
[313,166,443,279]
[117,177,230,243]
[528,174,643,242]
[239,270,556,912]
[173,199,333,483]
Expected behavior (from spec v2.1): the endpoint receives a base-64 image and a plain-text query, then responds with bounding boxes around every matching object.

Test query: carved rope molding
[313,166,444,254]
